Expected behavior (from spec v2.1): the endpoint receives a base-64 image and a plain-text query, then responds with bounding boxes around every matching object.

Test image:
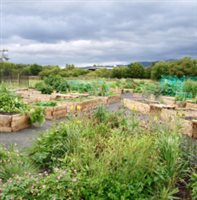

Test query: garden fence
[0,75,29,87]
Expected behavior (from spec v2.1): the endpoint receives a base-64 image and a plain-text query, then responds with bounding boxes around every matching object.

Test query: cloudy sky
[1,0,197,66]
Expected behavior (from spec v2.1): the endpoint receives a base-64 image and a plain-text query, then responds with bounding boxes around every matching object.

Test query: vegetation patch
[0,108,195,199]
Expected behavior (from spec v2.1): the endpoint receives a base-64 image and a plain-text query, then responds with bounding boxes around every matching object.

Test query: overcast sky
[1,0,197,66]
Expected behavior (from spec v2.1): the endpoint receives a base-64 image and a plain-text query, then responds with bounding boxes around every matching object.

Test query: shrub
[35,82,53,94]
[44,75,62,91]
[142,83,161,98]
[183,80,197,98]
[29,122,81,169]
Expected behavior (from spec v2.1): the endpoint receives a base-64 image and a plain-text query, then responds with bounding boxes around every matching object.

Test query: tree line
[0,57,196,80]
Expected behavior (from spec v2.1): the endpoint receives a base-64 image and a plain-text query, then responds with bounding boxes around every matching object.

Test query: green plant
[191,97,197,104]
[44,75,62,91]
[0,168,78,200]
[94,106,109,123]
[34,101,57,107]
[190,172,197,199]
[183,80,197,98]
[29,107,45,125]
[0,146,37,182]
[29,122,81,169]
[0,87,45,125]
[142,83,161,98]
[35,82,53,94]
[0,87,27,113]
[0,109,195,199]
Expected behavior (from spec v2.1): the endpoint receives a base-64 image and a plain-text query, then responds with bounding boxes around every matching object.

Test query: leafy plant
[29,107,45,125]
[183,80,197,98]
[34,101,57,107]
[29,122,81,169]
[94,106,109,122]
[0,109,195,199]
[0,87,27,113]
[190,172,197,199]
[0,87,45,125]
[35,82,53,94]
[0,146,37,182]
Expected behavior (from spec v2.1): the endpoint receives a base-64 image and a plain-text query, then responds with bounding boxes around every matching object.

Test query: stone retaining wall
[132,93,143,98]
[67,98,105,113]
[34,97,105,119]
[102,95,121,104]
[33,104,67,120]
[161,96,175,105]
[123,99,150,114]
[123,98,197,138]
[150,104,175,117]
[186,102,197,109]
[0,114,30,132]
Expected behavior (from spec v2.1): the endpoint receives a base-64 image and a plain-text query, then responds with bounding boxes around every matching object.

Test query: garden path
[0,93,131,149]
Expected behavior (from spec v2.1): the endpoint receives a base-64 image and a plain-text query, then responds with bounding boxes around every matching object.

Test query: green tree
[29,64,42,76]
[39,65,60,78]
[151,61,169,80]
[144,67,152,79]
[127,62,145,78]
[111,66,128,78]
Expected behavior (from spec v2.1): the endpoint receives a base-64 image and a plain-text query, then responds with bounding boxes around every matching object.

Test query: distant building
[82,64,127,71]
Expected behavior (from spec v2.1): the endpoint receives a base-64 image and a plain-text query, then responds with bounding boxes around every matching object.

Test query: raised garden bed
[182,118,197,138]
[123,98,197,138]
[54,92,89,100]
[33,96,105,119]
[110,88,123,95]
[123,99,150,114]
[161,96,175,105]
[0,113,30,132]
[23,94,56,104]
[33,102,67,120]
[161,108,197,121]
[123,88,133,93]
[161,108,197,138]
[102,95,121,104]
[149,104,176,116]
[66,97,105,112]
[132,93,143,98]
[186,101,197,109]
[16,89,56,103]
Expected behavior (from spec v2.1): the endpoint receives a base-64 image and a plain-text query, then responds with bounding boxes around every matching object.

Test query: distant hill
[139,59,176,67]
[139,61,156,67]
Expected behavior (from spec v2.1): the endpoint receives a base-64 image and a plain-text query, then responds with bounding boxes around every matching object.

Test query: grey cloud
[2,0,197,65]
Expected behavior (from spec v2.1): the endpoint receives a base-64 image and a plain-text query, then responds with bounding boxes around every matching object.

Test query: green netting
[160,76,197,98]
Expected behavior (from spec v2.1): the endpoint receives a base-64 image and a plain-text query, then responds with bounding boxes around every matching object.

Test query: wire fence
[0,75,29,87]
